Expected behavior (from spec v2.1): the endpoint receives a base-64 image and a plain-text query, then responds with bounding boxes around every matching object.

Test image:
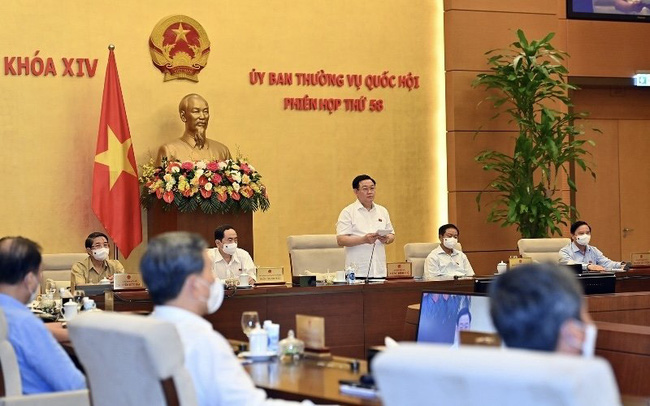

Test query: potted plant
[472,30,596,238]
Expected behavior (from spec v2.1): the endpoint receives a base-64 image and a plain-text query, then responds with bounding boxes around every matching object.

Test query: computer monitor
[416,291,497,346]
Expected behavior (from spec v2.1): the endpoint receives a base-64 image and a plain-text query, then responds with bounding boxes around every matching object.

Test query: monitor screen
[416,291,497,346]
[568,0,650,22]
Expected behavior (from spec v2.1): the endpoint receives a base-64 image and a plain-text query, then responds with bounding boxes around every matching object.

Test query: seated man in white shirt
[143,232,308,406]
[208,224,256,285]
[559,220,625,272]
[424,224,474,279]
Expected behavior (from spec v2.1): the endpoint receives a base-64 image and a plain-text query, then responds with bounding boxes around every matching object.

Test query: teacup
[497,262,508,274]
[83,299,97,311]
[239,274,250,286]
[63,301,78,320]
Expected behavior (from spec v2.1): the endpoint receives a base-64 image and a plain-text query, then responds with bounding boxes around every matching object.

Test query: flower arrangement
[139,157,270,214]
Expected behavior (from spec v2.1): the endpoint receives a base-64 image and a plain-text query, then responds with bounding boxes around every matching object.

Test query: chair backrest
[517,238,571,263]
[68,312,197,406]
[373,343,621,406]
[0,309,22,397]
[287,235,345,275]
[404,242,463,278]
[41,253,88,293]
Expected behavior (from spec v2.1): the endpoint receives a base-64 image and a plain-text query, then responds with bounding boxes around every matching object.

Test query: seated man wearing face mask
[559,220,625,272]
[489,264,597,356]
[424,224,474,279]
[71,231,125,289]
[207,224,256,285]
[144,232,309,406]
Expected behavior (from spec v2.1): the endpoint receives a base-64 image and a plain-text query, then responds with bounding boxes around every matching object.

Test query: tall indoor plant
[472,30,595,238]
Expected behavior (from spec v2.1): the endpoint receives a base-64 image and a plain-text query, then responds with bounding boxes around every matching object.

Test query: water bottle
[347,264,356,284]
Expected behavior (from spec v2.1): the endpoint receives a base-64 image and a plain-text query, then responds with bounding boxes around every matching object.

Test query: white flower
[163,174,174,183]
[218,161,227,170]
[204,183,213,191]
[241,174,251,184]
[232,182,241,192]
[195,161,207,170]
[231,172,242,183]
[171,166,180,173]
[195,169,204,178]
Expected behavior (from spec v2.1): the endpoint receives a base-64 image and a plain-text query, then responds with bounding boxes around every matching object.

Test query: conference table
[94,272,650,359]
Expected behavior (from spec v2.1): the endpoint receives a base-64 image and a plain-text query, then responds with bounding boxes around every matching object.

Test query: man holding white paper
[336,174,395,278]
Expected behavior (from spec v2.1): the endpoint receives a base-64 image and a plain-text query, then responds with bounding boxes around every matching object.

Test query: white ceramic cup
[83,299,96,311]
[249,328,268,355]
[63,301,78,320]
[239,274,249,286]
[497,262,508,274]
[335,270,345,281]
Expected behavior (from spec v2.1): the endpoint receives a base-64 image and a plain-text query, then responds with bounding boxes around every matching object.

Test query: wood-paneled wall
[444,0,650,274]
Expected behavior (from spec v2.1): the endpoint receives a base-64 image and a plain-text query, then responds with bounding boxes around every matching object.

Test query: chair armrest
[0,390,90,406]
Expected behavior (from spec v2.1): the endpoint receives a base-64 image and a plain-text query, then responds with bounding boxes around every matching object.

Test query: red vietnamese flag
[92,46,142,258]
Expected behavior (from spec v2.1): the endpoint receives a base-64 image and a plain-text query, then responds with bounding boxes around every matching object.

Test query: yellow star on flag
[94,126,136,189]
[172,23,190,43]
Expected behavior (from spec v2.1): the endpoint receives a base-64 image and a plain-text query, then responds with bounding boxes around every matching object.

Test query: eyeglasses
[91,244,109,249]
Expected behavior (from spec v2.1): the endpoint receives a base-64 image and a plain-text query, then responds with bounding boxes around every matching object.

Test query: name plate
[631,252,650,267]
[387,262,412,279]
[296,314,326,350]
[256,267,285,284]
[113,273,143,290]
[509,257,533,268]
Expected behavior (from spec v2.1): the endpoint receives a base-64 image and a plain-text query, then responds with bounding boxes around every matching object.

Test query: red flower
[217,191,228,202]
[167,162,181,172]
[181,188,193,197]
[211,173,222,184]
[230,191,241,201]
[206,161,219,172]
[163,191,174,203]
[200,188,212,199]
[155,189,164,199]
[199,176,209,186]
[181,161,195,171]
[240,163,252,174]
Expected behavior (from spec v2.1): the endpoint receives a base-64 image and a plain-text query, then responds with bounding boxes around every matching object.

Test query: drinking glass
[45,279,57,298]
[241,311,260,337]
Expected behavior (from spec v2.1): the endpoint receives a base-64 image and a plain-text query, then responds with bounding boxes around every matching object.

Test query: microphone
[365,242,376,284]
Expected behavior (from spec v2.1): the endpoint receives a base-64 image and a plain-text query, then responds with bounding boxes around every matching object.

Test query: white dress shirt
[151,306,306,406]
[424,245,474,279]
[336,199,394,278]
[208,247,257,281]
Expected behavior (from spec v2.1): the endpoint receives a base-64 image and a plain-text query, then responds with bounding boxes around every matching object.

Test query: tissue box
[292,275,316,287]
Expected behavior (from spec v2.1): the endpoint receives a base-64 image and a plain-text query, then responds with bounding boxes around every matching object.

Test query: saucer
[332,279,347,284]
[237,284,253,289]
[238,351,276,361]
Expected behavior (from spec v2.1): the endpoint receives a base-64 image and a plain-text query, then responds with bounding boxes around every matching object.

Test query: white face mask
[222,243,237,256]
[197,278,224,314]
[443,237,457,250]
[92,247,110,261]
[575,234,591,246]
[582,323,598,358]
[29,281,39,303]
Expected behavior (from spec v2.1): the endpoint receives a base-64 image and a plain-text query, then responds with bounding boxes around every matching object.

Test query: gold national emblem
[149,15,210,82]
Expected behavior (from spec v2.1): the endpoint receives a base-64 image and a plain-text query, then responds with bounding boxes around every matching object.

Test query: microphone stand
[365,242,376,284]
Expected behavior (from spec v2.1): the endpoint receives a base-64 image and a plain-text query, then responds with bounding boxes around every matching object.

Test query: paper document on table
[377,229,391,236]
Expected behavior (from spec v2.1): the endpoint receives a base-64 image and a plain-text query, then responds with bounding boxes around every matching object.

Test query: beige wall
[0,1,446,273]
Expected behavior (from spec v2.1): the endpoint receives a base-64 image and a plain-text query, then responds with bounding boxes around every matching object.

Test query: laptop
[416,290,497,345]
